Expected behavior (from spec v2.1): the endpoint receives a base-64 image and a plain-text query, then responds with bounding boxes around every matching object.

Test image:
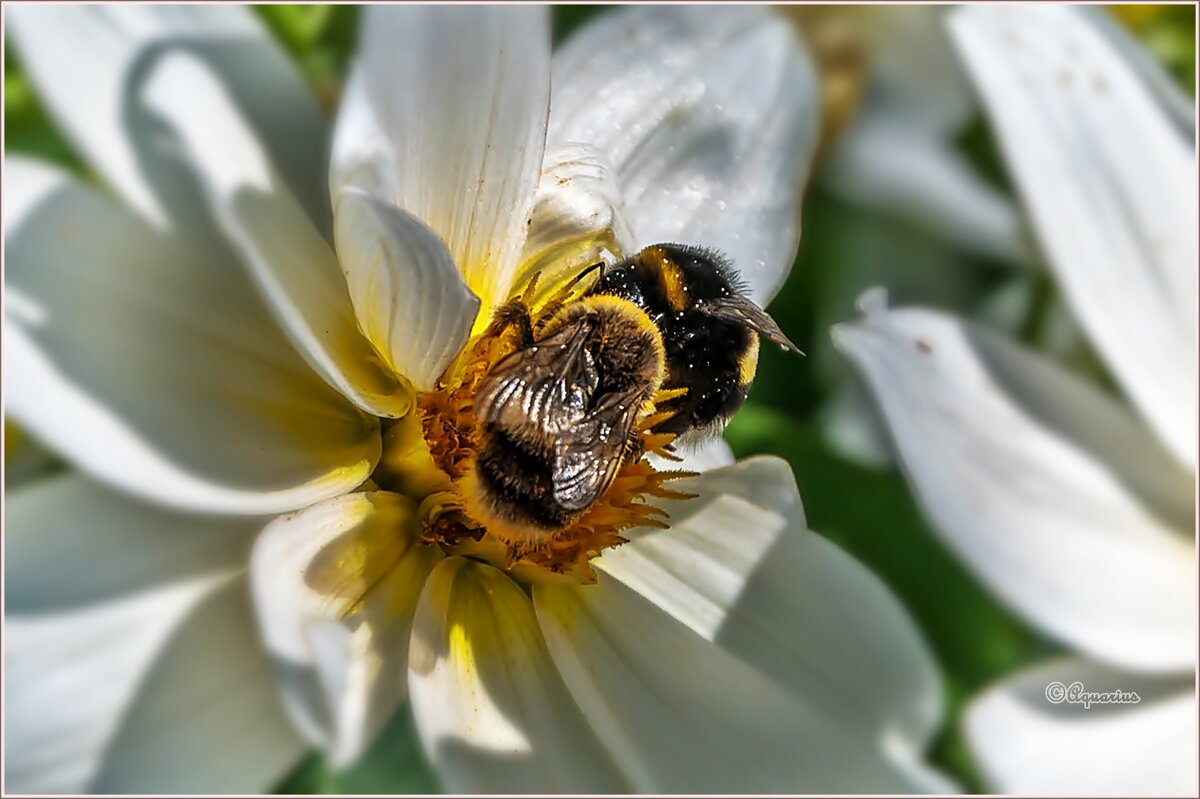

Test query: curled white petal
[140,51,414,419]
[835,301,1195,671]
[252,491,441,766]
[4,157,379,515]
[513,142,635,302]
[407,558,625,792]
[334,190,480,391]
[354,5,551,313]
[550,6,820,305]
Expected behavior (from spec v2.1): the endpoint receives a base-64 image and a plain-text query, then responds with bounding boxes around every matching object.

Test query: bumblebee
[586,243,800,437]
[461,243,798,543]
[461,294,666,544]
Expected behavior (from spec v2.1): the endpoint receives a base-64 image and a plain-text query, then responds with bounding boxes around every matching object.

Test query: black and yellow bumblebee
[462,243,799,543]
[588,243,800,436]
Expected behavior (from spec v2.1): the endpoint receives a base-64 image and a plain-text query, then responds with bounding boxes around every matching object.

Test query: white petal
[333,190,481,391]
[6,5,328,238]
[835,300,1195,672]
[817,7,1030,265]
[949,5,1198,468]
[858,6,975,135]
[408,557,625,792]
[5,475,303,793]
[354,6,551,312]
[535,569,951,792]
[90,578,305,793]
[596,457,945,770]
[330,67,395,210]
[4,157,379,515]
[139,52,413,419]
[550,6,819,305]
[820,111,1032,265]
[251,492,441,766]
[966,657,1197,794]
[648,435,735,474]
[512,142,636,303]
[5,475,261,611]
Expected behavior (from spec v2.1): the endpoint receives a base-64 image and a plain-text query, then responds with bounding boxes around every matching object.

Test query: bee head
[589,259,643,305]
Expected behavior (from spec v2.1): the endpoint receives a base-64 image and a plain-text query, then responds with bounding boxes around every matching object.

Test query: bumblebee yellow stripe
[738,335,760,386]
[644,246,689,313]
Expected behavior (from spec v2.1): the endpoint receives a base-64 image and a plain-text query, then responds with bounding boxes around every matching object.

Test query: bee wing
[474,319,599,435]
[702,295,803,354]
[551,390,642,512]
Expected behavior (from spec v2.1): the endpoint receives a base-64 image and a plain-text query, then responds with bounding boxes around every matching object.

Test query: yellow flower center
[370,277,696,584]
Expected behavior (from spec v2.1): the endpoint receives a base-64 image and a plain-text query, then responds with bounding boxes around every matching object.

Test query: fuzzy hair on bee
[586,243,801,438]
[461,294,666,545]
[460,242,799,544]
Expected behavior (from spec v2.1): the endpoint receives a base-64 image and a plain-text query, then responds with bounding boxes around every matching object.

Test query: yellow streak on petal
[449,622,473,684]
[304,492,441,619]
[433,560,534,750]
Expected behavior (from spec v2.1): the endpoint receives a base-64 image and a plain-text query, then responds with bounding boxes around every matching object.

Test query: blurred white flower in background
[836,5,1196,794]
[4,5,951,793]
[801,5,1032,266]
[779,5,1040,471]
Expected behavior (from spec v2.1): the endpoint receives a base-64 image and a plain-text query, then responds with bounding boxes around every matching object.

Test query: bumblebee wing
[702,294,803,354]
[474,319,599,435]
[551,391,642,512]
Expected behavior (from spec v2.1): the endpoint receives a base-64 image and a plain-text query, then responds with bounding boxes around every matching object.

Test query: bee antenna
[531,260,610,330]
[564,259,607,291]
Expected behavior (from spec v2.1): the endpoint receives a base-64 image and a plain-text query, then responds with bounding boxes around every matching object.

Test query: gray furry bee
[461,294,666,544]
[460,242,798,543]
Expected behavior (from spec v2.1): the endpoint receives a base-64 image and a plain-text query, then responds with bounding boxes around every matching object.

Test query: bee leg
[623,429,646,462]
[533,260,608,333]
[484,301,535,348]
[533,298,565,333]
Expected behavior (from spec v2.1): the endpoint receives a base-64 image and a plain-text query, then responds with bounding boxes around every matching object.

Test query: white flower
[807,5,1031,265]
[5,5,948,793]
[776,7,1041,473]
[834,6,1196,794]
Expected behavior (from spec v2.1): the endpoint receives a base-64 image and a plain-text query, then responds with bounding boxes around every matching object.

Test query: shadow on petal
[122,35,331,249]
[94,578,305,793]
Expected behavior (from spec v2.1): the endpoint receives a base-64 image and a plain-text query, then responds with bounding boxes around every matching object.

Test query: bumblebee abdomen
[657,311,758,435]
[463,294,670,544]
[462,426,578,544]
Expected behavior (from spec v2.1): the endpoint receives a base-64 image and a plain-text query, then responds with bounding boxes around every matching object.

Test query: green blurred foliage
[256,5,360,113]
[2,4,1192,795]
[278,705,439,795]
[1113,4,1197,94]
[754,185,1013,411]
[551,4,607,40]
[3,47,85,172]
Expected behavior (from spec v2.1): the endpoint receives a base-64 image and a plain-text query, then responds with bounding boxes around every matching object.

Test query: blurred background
[4,4,1195,793]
